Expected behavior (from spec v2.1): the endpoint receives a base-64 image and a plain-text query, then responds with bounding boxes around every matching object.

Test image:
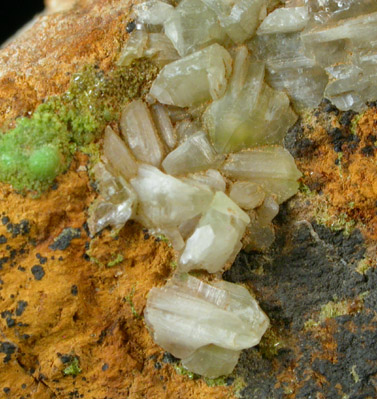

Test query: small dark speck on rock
[154,362,162,370]
[323,99,339,114]
[361,145,375,157]
[339,110,356,127]
[21,384,27,389]
[71,285,78,296]
[3,387,10,394]
[0,235,7,244]
[1,311,12,319]
[126,21,136,33]
[60,354,72,364]
[162,352,179,364]
[1,216,9,225]
[39,256,48,265]
[16,301,28,316]
[19,220,30,235]
[6,317,15,328]
[102,363,109,371]
[18,266,26,272]
[31,265,45,281]
[0,257,9,269]
[226,377,235,386]
[82,222,90,237]
[0,341,16,363]
[49,228,81,251]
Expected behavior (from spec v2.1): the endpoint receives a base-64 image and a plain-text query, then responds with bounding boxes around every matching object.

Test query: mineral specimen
[144,274,269,378]
[87,0,377,380]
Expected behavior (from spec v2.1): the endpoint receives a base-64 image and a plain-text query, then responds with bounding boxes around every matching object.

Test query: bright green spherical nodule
[28,146,62,179]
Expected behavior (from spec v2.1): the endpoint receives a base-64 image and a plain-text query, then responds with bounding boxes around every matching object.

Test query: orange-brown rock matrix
[0,1,235,398]
[290,103,377,242]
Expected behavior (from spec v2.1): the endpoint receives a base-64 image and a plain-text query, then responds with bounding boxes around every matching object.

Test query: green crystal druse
[0,59,159,193]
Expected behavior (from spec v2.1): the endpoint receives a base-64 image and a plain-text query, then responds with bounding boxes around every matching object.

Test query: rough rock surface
[0,1,376,398]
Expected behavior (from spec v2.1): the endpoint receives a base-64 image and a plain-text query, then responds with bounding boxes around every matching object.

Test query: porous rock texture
[0,1,376,399]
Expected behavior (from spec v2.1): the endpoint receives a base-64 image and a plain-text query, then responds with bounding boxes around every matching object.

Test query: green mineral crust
[0,59,158,192]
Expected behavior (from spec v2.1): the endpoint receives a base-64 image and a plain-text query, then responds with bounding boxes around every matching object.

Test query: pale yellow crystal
[120,100,164,167]
[103,126,138,180]
[221,146,302,203]
[149,44,233,107]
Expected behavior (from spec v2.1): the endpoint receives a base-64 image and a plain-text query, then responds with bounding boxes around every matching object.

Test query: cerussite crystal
[144,274,269,378]
[149,44,232,107]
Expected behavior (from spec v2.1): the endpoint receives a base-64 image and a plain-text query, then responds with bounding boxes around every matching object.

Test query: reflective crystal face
[144,274,269,377]
[88,0,377,379]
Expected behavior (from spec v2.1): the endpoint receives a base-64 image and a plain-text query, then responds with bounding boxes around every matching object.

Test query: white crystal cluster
[145,274,269,378]
[250,0,377,111]
[86,0,377,379]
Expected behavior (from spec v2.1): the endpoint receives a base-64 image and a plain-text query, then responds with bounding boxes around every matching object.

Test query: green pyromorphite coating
[0,59,159,193]
[0,110,70,192]
[63,357,82,376]
[29,146,62,179]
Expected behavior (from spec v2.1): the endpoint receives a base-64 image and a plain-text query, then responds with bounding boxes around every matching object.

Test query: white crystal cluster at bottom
[145,274,269,378]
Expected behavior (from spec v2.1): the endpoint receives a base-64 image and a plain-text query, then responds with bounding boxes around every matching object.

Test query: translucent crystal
[181,345,241,378]
[162,131,223,176]
[221,146,302,203]
[120,100,164,167]
[144,33,180,67]
[130,164,213,228]
[118,31,148,66]
[324,64,367,112]
[150,103,177,150]
[204,46,297,153]
[144,274,269,377]
[202,0,266,43]
[300,10,377,110]
[257,6,309,35]
[118,31,179,67]
[164,0,227,56]
[308,0,377,24]
[229,181,265,210]
[103,126,138,180]
[134,0,175,25]
[149,44,233,107]
[186,169,226,192]
[250,33,328,109]
[256,196,279,225]
[179,192,250,273]
[88,162,137,235]
[175,119,202,143]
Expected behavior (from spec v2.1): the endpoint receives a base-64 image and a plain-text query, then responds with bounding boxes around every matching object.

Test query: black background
[1,1,45,44]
